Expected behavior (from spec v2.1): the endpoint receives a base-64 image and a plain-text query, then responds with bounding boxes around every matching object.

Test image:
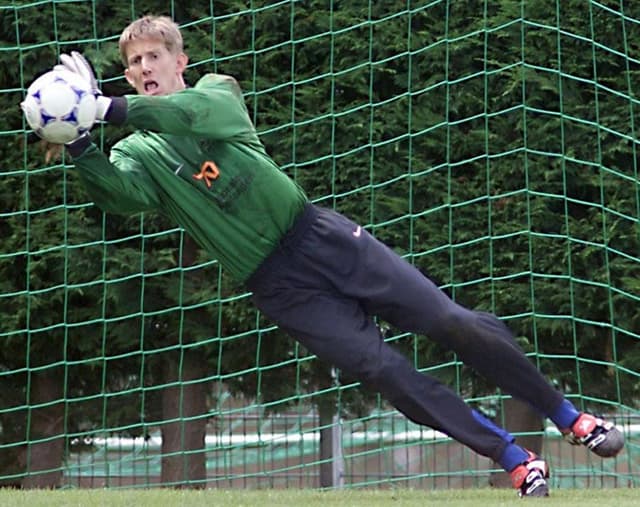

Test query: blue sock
[472,409,530,471]
[549,399,581,430]
[499,443,531,472]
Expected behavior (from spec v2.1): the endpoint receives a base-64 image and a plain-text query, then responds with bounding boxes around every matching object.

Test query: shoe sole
[522,481,549,497]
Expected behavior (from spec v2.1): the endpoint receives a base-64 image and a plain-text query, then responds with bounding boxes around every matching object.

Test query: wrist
[65,132,92,157]
[102,96,127,125]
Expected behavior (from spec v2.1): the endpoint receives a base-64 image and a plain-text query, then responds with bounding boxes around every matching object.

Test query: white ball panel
[40,121,81,144]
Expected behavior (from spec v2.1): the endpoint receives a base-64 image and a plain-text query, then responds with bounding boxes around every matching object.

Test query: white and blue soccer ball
[21,68,97,144]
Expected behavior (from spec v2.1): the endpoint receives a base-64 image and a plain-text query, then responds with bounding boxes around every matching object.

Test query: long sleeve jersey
[69,74,308,283]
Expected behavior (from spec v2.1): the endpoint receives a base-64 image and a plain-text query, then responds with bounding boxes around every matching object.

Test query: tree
[1,0,638,488]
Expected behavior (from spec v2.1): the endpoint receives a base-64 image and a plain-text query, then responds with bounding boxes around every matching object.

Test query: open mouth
[144,80,159,94]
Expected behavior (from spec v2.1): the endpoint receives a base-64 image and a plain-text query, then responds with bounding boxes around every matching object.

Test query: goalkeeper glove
[55,51,112,121]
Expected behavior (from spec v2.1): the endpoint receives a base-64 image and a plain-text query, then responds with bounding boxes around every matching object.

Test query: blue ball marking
[62,109,79,123]
[40,111,56,125]
[71,86,87,100]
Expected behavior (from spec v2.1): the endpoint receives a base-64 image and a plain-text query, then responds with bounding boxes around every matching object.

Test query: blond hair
[119,15,183,65]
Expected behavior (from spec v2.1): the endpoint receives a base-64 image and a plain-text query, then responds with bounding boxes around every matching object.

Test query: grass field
[0,488,637,506]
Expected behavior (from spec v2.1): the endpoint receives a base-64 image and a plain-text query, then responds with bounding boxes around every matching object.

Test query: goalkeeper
[52,15,623,498]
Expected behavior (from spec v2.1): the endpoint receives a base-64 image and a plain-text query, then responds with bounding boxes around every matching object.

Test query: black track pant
[246,204,564,462]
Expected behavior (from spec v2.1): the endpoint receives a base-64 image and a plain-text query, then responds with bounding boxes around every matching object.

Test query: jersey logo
[193,160,220,188]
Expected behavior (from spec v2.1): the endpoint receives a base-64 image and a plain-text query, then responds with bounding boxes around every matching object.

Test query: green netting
[0,0,639,490]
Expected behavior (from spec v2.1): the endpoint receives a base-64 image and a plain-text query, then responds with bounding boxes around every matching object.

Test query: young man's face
[123,38,188,96]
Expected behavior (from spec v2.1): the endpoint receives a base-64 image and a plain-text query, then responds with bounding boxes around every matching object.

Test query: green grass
[0,488,637,507]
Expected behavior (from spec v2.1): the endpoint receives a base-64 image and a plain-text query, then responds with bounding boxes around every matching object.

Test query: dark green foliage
[0,0,638,475]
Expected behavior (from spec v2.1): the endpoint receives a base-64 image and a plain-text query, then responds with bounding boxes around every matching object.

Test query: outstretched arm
[68,142,161,215]
[109,74,257,143]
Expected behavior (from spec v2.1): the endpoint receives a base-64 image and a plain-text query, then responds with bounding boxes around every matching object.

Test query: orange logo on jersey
[193,160,220,188]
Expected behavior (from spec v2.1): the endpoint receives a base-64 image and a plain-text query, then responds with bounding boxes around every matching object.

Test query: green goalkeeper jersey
[70,74,308,283]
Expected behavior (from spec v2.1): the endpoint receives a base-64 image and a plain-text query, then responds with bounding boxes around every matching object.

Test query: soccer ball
[21,68,97,144]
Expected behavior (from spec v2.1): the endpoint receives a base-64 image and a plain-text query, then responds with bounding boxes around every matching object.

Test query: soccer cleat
[565,413,624,458]
[509,451,550,498]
